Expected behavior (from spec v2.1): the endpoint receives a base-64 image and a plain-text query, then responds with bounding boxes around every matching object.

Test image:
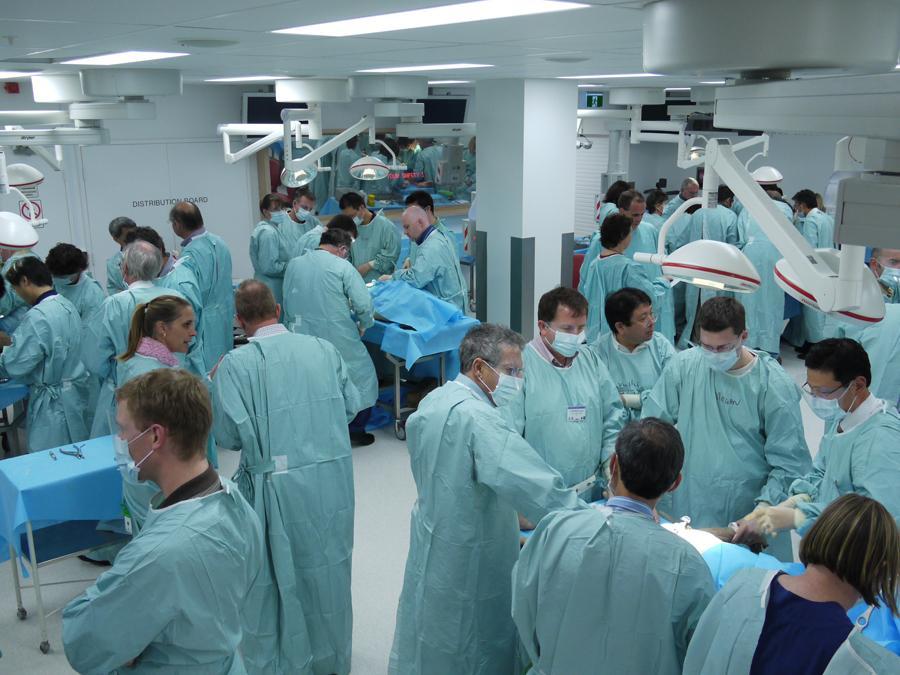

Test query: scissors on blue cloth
[59,443,85,459]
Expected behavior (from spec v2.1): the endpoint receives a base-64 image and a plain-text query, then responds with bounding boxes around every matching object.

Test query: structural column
[475,79,577,338]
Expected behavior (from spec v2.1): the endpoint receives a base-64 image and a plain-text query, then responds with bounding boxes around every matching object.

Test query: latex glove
[731,520,769,553]
[620,393,642,409]
[779,494,811,508]
[741,501,771,523]
[378,274,392,282]
[756,506,801,535]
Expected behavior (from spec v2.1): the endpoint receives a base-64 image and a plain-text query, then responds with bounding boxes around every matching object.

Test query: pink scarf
[136,337,179,367]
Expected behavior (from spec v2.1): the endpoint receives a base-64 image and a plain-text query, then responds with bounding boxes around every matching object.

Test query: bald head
[401,205,431,241]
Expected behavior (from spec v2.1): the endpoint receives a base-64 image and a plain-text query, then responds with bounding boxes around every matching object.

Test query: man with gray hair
[379,205,467,313]
[82,240,191,437]
[106,216,137,294]
[389,323,587,675]
[662,177,700,219]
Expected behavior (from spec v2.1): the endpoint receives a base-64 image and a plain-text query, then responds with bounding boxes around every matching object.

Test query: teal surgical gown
[797,208,836,343]
[580,253,661,343]
[408,218,457,268]
[0,251,40,334]
[212,331,362,675]
[662,194,685,220]
[82,282,187,438]
[388,377,586,675]
[106,249,127,295]
[352,212,401,283]
[413,145,443,185]
[250,220,293,306]
[595,201,618,227]
[392,228,467,313]
[624,219,676,342]
[283,249,378,409]
[790,401,900,533]
[593,332,675,421]
[0,293,90,453]
[737,200,794,355]
[500,343,625,490]
[63,480,265,675]
[832,305,900,404]
[682,568,900,674]
[179,231,235,367]
[54,272,106,429]
[512,507,715,675]
[642,348,812,561]
[293,224,324,257]
[680,205,740,349]
[292,211,323,236]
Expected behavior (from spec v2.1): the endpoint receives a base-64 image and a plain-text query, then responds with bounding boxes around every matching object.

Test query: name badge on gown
[567,405,586,423]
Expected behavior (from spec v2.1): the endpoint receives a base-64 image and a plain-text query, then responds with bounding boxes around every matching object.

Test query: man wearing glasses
[736,338,900,541]
[642,296,812,561]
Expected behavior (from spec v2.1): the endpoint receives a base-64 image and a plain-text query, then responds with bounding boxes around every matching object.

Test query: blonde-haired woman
[684,493,900,674]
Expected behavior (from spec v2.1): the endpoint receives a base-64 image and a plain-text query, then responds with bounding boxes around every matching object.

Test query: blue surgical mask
[548,327,585,358]
[701,344,740,372]
[803,387,856,423]
[270,210,287,226]
[880,267,900,286]
[296,207,311,220]
[114,427,154,483]
[479,361,523,407]
[353,215,363,227]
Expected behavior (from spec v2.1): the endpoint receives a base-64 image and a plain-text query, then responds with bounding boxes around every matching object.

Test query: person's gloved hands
[753,505,804,535]
[740,501,771,523]
[731,519,768,553]
[378,274,392,282]
[779,493,811,508]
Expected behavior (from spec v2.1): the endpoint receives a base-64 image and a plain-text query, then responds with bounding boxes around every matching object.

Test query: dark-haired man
[339,192,400,282]
[512,418,715,675]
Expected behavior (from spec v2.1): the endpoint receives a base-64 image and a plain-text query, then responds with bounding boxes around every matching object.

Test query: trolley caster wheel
[40,641,50,654]
[17,607,26,620]
[395,422,407,441]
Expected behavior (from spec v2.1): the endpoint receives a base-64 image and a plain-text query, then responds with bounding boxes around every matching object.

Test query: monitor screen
[242,93,307,125]
[416,98,467,124]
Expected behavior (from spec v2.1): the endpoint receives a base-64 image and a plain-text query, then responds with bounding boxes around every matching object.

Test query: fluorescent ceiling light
[578,83,604,88]
[559,73,662,80]
[274,1,589,37]
[428,80,471,85]
[0,71,38,79]
[700,80,726,85]
[357,63,492,74]
[205,75,289,83]
[665,87,691,91]
[61,51,188,66]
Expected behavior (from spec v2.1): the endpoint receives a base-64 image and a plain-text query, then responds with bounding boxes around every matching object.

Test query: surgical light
[61,51,188,66]
[281,165,317,188]
[273,1,589,37]
[0,212,39,249]
[656,240,761,293]
[357,64,492,74]
[350,155,390,181]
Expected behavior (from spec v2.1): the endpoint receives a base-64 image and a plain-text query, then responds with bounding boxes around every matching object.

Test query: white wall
[628,132,844,198]
[1,82,257,283]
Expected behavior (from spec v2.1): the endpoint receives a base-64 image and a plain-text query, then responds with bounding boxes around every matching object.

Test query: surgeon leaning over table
[0,256,90,452]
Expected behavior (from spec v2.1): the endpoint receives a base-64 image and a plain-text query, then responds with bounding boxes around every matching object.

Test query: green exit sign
[585,93,603,108]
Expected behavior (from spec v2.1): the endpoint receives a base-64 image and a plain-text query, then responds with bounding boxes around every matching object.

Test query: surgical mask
[880,267,900,285]
[701,344,740,372]
[548,327,585,358]
[479,361,523,407]
[353,215,363,227]
[296,207,311,220]
[113,427,154,483]
[803,387,856,423]
[270,210,287,225]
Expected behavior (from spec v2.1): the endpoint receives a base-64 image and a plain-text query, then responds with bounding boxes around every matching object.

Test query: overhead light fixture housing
[273,1,589,37]
[559,73,662,80]
[659,240,761,293]
[6,163,44,188]
[357,63,492,74]
[700,80,727,85]
[775,250,885,326]
[0,71,38,79]
[205,75,289,83]
[428,80,471,85]
[578,84,604,88]
[281,165,317,188]
[0,212,39,249]
[61,51,188,66]
[350,155,391,181]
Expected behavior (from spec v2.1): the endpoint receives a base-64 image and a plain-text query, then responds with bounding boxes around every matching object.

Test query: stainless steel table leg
[25,521,50,653]
[9,543,25,620]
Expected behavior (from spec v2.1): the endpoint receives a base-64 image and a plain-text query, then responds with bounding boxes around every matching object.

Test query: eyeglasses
[485,360,524,378]
[876,256,900,269]
[696,339,740,354]
[801,381,847,398]
[632,312,657,327]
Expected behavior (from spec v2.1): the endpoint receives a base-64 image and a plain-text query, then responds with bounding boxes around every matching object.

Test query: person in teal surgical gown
[340,192,401,283]
[213,280,362,675]
[0,257,90,452]
[501,287,624,496]
[512,419,716,675]
[105,216,136,295]
[580,213,663,342]
[389,324,586,675]
[384,206,467,313]
[63,369,265,675]
[642,297,811,561]
[250,193,295,306]
[831,304,900,405]
[594,288,675,421]
[684,494,900,674]
[793,189,836,346]
[170,201,235,367]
